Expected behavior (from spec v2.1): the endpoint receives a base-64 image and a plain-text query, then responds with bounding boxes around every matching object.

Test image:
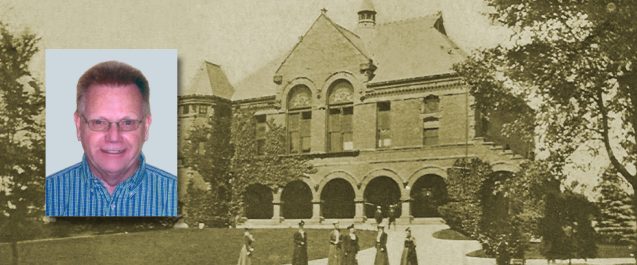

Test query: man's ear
[74,112,82,141]
[144,114,152,141]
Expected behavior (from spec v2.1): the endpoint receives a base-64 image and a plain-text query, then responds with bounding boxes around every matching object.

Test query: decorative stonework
[288,87,312,109]
[328,83,353,104]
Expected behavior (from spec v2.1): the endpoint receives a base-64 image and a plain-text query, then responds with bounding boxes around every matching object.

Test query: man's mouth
[101,148,125,154]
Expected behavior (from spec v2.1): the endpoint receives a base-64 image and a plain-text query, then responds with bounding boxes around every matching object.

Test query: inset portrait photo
[45,50,178,217]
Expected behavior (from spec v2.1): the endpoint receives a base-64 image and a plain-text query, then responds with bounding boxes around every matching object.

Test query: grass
[0,228,376,265]
[466,242,635,260]
[432,228,472,240]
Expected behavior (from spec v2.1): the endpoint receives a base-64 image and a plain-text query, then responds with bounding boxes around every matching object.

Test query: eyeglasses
[81,115,143,132]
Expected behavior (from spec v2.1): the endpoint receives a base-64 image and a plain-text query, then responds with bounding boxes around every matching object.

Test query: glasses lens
[119,120,139,131]
[89,119,109,131]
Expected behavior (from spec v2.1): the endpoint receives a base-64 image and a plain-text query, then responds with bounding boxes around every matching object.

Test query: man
[388,205,397,230]
[45,60,177,216]
[374,205,384,225]
[327,221,342,265]
[373,224,389,265]
[292,220,308,265]
[342,224,359,265]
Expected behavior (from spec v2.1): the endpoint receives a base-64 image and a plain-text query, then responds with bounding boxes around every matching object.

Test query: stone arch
[321,72,363,106]
[360,168,405,200]
[244,184,273,219]
[317,171,360,199]
[279,77,317,110]
[320,178,356,219]
[409,174,447,217]
[406,166,447,189]
[280,180,313,219]
[361,169,404,218]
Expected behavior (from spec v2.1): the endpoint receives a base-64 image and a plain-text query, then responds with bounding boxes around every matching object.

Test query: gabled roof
[232,54,286,101]
[233,11,467,101]
[274,13,370,76]
[368,12,467,83]
[182,61,234,99]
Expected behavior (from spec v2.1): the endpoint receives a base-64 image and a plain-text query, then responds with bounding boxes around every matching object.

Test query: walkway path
[282,223,635,265]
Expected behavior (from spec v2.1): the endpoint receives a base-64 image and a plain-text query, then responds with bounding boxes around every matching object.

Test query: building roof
[182,61,235,99]
[232,54,285,101]
[232,11,466,101]
[369,13,467,83]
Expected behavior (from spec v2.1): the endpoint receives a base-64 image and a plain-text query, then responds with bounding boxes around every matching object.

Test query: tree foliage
[455,0,637,258]
[228,109,314,224]
[0,22,45,264]
[593,167,635,245]
[181,104,233,226]
[540,188,598,263]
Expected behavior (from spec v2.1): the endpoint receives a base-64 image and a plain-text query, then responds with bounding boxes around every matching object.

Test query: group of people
[237,220,419,265]
[374,205,398,230]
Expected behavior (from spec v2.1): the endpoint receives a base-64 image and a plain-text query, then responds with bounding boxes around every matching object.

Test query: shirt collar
[82,153,147,192]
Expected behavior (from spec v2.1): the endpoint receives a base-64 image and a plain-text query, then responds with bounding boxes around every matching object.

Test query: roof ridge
[323,14,369,59]
[377,11,441,26]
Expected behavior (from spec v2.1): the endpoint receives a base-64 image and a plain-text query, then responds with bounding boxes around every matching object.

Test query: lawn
[0,228,376,265]
[431,228,472,240]
[466,242,635,259]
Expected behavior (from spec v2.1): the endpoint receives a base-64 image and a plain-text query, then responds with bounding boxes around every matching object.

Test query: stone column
[311,200,322,223]
[354,200,365,223]
[272,188,283,223]
[399,199,411,224]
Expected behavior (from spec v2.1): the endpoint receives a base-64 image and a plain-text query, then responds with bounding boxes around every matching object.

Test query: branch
[595,89,636,186]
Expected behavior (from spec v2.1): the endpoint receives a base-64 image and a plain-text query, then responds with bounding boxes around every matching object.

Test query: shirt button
[111,204,116,210]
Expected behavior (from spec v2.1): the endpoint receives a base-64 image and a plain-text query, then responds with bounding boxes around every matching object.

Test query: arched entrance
[244,184,273,219]
[364,176,401,218]
[410,174,447,217]
[321,179,355,218]
[281,180,312,219]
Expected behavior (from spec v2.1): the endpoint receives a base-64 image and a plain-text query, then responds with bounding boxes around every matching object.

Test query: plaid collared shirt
[45,154,177,216]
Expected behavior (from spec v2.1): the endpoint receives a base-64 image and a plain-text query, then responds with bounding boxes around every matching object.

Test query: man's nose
[105,122,122,141]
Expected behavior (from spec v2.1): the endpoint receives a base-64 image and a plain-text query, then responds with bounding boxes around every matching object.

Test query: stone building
[180,0,529,224]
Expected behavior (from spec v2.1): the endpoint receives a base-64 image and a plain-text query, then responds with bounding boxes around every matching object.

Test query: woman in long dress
[374,225,389,265]
[400,227,418,265]
[237,227,255,265]
[327,221,342,265]
[342,224,359,265]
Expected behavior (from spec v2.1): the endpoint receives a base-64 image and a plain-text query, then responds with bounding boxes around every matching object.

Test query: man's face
[74,84,151,181]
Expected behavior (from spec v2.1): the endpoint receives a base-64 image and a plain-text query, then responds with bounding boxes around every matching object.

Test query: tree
[0,22,45,265]
[540,188,598,264]
[593,167,635,245]
[455,0,637,256]
[181,103,233,226]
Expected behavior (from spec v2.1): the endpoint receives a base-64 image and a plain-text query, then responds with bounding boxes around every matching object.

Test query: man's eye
[122,120,135,126]
[93,120,106,125]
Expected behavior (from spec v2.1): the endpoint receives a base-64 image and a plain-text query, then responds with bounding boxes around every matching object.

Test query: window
[287,85,312,154]
[377,101,391,148]
[198,105,207,114]
[423,117,439,146]
[255,115,267,155]
[423,95,440,114]
[327,80,354,152]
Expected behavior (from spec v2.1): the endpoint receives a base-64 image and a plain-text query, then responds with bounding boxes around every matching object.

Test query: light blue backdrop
[45,49,177,176]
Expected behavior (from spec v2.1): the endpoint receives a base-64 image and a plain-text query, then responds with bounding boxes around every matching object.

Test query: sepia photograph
[0,0,636,264]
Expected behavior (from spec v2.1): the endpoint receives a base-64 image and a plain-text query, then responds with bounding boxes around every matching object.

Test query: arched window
[287,85,312,153]
[423,95,440,114]
[327,80,354,152]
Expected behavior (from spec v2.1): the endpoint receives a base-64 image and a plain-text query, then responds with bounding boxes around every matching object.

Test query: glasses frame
[81,115,144,132]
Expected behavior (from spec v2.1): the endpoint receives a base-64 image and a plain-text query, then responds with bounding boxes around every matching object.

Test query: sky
[0,0,507,87]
